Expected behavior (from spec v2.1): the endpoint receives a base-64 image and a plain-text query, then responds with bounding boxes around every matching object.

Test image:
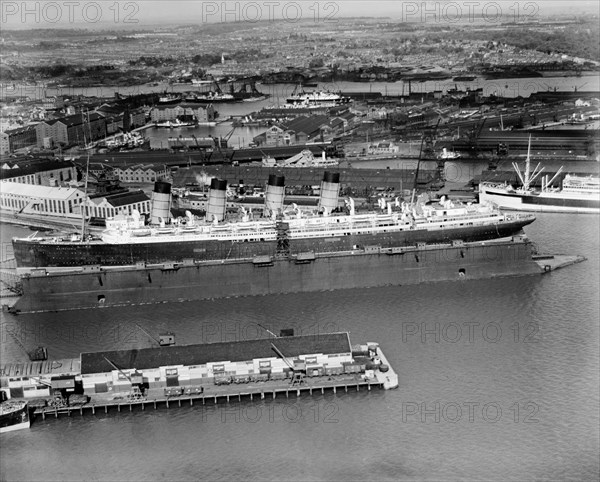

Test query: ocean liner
[6,173,557,313]
[12,174,535,272]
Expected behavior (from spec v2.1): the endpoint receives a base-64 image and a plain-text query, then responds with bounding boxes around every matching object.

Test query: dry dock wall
[13,241,541,313]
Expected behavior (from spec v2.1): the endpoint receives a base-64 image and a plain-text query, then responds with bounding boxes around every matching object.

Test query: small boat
[0,400,30,433]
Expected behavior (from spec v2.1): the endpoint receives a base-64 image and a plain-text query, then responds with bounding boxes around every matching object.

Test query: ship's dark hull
[13,238,543,313]
[12,218,534,269]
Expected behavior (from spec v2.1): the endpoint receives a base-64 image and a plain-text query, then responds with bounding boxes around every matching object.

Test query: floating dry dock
[6,235,586,314]
[0,333,398,425]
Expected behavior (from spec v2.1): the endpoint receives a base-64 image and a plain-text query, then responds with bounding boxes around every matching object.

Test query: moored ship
[0,400,30,433]
[479,138,600,213]
[12,174,535,272]
[262,150,339,168]
[7,173,559,314]
[286,87,350,106]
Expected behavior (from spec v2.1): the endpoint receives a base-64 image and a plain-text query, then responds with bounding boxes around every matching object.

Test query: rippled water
[1,213,598,481]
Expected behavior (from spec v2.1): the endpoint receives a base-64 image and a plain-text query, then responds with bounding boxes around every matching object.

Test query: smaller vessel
[479,137,600,213]
[191,79,215,86]
[275,149,339,168]
[439,148,461,160]
[452,75,476,82]
[0,400,30,433]
[185,91,235,103]
[105,132,147,150]
[155,119,197,128]
[158,94,182,104]
[286,86,349,106]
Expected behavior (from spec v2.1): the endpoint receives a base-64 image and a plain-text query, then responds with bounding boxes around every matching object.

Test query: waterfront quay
[32,372,391,422]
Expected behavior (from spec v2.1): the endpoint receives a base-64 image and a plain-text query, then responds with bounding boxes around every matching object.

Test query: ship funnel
[264,174,285,217]
[206,178,227,222]
[318,171,340,214]
[151,181,172,225]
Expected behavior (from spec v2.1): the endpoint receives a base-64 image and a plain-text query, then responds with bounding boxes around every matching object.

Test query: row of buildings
[0,182,152,221]
[150,104,215,123]
[252,110,356,147]
[1,104,149,155]
[0,158,171,222]
[1,159,170,187]
[1,100,218,155]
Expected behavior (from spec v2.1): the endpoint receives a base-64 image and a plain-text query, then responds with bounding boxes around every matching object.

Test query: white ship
[0,400,30,433]
[155,119,197,128]
[479,138,599,213]
[265,150,339,168]
[439,148,461,160]
[286,87,348,106]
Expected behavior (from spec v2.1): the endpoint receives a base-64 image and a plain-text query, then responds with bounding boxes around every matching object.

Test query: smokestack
[264,174,285,217]
[206,178,227,222]
[318,171,340,214]
[151,181,172,224]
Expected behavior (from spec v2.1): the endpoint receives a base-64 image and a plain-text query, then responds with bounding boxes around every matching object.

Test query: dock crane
[191,134,200,149]
[6,331,47,361]
[413,117,441,192]
[270,341,306,386]
[471,117,487,150]
[102,355,146,400]
[204,125,238,164]
[103,356,132,382]
[220,125,237,149]
[256,323,304,384]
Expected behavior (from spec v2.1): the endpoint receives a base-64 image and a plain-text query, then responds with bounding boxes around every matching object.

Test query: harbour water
[0,207,598,480]
[5,73,598,101]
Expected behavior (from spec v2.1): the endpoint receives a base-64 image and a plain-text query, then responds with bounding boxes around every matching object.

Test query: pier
[33,372,393,421]
[1,334,398,426]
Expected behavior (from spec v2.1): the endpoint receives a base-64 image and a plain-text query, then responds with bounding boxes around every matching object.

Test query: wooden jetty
[34,373,391,421]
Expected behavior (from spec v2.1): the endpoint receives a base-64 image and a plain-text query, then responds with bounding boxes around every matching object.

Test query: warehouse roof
[80,333,352,374]
[0,181,83,200]
[0,159,75,181]
[42,112,104,128]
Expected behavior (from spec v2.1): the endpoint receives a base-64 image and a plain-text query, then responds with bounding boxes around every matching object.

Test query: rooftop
[0,181,83,200]
[80,333,352,374]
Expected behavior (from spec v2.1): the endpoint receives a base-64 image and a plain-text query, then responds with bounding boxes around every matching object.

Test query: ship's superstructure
[12,174,535,272]
[262,150,339,168]
[286,87,349,106]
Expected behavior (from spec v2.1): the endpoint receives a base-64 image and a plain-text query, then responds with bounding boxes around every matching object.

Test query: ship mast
[523,135,531,189]
[513,135,543,191]
[80,154,90,240]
